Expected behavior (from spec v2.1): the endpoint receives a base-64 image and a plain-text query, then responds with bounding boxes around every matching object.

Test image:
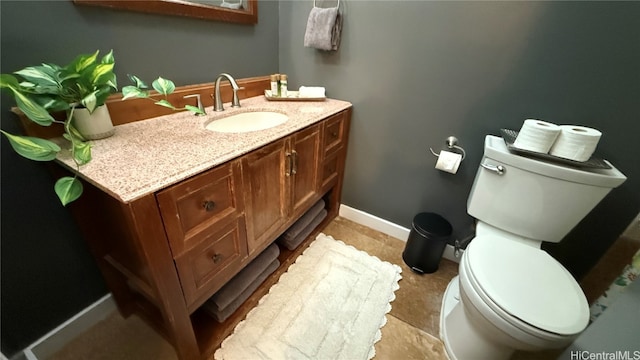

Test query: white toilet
[439,135,627,360]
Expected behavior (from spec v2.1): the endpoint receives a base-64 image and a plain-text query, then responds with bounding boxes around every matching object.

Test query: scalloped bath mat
[214,233,402,360]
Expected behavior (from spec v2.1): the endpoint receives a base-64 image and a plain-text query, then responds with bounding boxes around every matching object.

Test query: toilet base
[439,276,458,360]
[440,277,514,360]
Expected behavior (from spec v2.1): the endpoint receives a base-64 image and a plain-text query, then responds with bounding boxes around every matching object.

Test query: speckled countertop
[56,96,352,203]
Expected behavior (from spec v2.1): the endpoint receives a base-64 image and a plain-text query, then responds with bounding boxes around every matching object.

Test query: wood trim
[13,75,271,139]
[73,0,258,25]
[105,76,270,125]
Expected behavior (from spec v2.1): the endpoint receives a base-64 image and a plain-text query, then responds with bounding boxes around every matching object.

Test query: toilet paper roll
[549,125,602,162]
[435,150,462,174]
[513,119,561,153]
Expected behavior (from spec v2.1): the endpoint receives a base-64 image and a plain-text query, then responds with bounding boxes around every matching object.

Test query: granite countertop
[56,96,352,203]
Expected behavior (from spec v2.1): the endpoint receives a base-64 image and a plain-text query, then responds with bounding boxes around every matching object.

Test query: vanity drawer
[320,152,340,192]
[157,160,244,256]
[322,112,346,156]
[175,216,248,310]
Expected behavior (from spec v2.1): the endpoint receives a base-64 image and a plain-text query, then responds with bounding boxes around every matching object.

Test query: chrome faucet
[214,73,242,112]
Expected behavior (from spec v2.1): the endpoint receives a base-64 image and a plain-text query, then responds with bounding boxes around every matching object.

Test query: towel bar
[313,0,340,9]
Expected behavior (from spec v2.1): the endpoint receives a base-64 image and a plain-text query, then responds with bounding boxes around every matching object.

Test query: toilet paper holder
[430,136,466,160]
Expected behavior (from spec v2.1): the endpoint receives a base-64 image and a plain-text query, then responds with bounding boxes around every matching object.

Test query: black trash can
[402,212,453,274]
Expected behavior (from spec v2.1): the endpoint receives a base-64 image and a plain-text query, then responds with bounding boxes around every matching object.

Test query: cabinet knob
[203,200,216,212]
[331,131,338,138]
[212,253,223,264]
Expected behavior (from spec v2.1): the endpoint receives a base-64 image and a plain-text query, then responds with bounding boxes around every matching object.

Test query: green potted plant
[0,50,204,206]
[0,49,117,205]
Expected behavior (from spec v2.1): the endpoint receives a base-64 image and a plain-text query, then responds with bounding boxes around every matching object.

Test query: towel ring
[313,0,340,8]
[429,136,466,160]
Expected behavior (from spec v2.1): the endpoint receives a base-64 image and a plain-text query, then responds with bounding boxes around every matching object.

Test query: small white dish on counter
[264,90,326,101]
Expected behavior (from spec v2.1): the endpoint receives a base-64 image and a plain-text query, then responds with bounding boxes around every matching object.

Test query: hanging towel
[304,6,343,51]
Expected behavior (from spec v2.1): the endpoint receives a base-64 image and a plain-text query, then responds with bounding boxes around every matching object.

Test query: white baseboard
[22,294,115,360]
[339,204,461,263]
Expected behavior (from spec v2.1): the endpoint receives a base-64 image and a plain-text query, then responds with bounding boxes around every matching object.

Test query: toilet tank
[468,135,626,243]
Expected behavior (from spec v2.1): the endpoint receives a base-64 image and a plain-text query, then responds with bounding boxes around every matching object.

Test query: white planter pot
[72,105,115,140]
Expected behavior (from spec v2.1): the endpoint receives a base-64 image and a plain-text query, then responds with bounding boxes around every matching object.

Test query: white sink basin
[205,111,288,133]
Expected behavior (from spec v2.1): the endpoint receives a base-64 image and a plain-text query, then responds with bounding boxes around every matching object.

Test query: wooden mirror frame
[73,0,258,24]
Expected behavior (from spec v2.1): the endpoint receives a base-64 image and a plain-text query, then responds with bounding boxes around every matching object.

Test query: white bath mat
[214,233,402,360]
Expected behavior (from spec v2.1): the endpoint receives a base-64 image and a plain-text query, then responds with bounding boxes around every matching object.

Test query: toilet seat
[464,235,589,336]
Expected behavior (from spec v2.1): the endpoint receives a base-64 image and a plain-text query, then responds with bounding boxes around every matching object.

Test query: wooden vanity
[21,76,351,359]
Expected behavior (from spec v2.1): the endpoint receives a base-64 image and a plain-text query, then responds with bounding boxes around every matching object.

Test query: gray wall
[280,1,639,275]
[0,1,278,357]
[2,0,639,357]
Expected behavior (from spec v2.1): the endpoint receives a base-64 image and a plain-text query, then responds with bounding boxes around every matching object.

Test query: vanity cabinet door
[242,138,290,255]
[289,124,321,217]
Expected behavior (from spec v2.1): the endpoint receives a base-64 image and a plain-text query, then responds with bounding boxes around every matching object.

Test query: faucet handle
[231,87,245,108]
[183,94,206,116]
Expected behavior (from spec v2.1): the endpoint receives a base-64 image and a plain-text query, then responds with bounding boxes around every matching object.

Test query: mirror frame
[73,0,257,24]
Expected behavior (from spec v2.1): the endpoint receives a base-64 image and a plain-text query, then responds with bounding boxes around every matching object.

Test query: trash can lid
[412,212,453,239]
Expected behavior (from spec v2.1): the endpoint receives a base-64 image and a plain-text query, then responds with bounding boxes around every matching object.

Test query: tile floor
[49,216,458,359]
[50,216,596,360]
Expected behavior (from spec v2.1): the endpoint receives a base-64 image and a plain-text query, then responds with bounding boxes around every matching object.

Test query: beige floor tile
[374,315,447,360]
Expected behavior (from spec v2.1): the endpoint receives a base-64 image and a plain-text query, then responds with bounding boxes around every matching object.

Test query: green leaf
[13,90,55,126]
[0,74,20,89]
[14,66,59,88]
[57,69,81,83]
[94,86,113,108]
[185,105,205,115]
[2,74,56,125]
[127,74,147,89]
[63,128,92,164]
[0,130,60,161]
[101,49,115,64]
[121,85,149,100]
[105,72,118,91]
[72,50,99,73]
[40,96,70,112]
[154,99,176,109]
[91,63,114,85]
[73,139,92,165]
[67,122,87,142]
[152,77,175,96]
[81,91,98,113]
[54,177,83,206]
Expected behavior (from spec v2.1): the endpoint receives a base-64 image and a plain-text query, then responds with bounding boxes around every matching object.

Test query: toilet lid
[466,235,589,336]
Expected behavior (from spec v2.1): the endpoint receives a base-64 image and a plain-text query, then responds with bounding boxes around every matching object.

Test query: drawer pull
[331,131,338,138]
[203,200,216,212]
[291,150,298,175]
[212,253,223,264]
[285,153,292,176]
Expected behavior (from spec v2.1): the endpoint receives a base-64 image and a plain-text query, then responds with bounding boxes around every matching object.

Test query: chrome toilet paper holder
[430,136,466,160]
